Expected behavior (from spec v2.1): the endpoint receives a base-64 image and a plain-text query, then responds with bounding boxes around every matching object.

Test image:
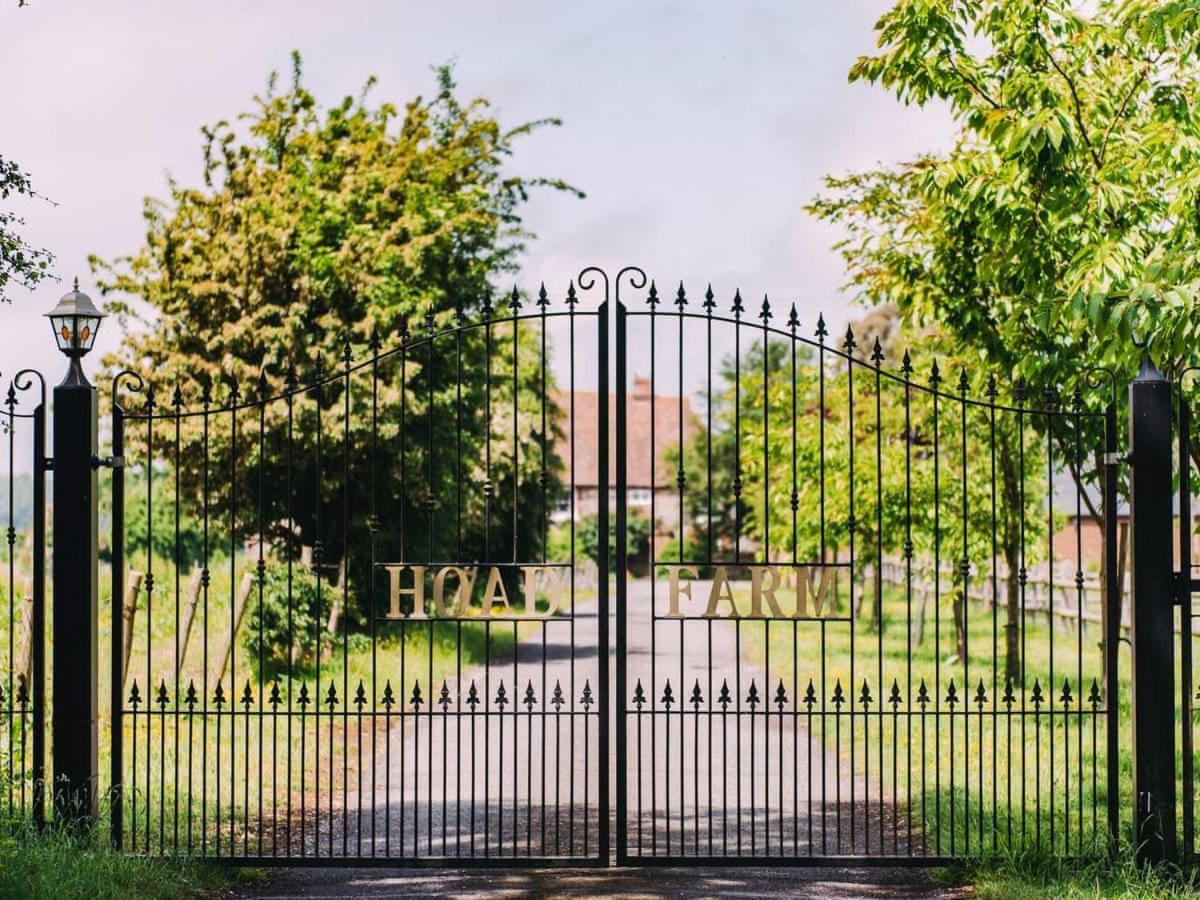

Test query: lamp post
[45,278,106,826]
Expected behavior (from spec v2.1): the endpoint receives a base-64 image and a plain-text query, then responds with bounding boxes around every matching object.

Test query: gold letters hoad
[380,563,843,620]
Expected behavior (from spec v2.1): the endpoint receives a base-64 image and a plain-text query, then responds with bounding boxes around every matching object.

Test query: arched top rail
[113,303,605,421]
[623,300,1111,419]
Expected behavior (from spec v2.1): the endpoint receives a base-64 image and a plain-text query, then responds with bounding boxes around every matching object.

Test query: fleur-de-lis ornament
[633,679,646,710]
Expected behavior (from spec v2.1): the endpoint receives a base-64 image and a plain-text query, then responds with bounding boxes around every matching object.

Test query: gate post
[44,283,105,827]
[1129,355,1177,863]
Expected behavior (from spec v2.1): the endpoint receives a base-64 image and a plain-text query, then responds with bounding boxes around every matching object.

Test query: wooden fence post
[120,570,144,689]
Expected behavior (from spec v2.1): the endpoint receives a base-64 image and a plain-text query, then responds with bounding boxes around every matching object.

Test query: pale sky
[0,0,954,399]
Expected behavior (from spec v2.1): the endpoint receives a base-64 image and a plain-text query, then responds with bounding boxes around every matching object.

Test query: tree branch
[1097,57,1158,168]
[945,56,1001,110]
[1035,27,1102,171]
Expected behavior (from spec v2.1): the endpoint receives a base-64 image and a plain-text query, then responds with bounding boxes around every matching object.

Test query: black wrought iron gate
[4,265,1134,866]
[108,293,610,863]
[612,268,1119,864]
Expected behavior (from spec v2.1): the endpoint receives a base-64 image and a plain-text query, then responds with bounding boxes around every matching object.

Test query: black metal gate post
[51,357,101,826]
[1129,356,1177,863]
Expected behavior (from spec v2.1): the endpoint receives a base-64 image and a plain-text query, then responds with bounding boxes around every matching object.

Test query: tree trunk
[999,439,1023,686]
[952,587,967,663]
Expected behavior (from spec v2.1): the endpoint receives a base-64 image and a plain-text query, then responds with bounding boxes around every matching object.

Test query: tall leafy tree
[672,305,1047,674]
[806,0,1198,674]
[95,55,580,604]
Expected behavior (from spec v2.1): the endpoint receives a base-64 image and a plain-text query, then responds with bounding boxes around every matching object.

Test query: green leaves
[0,154,55,304]
[93,56,578,580]
[812,0,1200,471]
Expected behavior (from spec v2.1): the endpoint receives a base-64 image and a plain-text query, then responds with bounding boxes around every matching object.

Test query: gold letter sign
[661,564,841,620]
[381,565,568,619]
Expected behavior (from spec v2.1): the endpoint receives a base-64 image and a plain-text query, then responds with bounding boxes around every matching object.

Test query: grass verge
[0,821,257,900]
[938,850,1200,898]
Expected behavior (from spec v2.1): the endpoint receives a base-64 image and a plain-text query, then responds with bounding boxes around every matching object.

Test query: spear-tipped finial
[759,294,771,322]
[647,280,660,307]
[731,289,744,317]
[815,313,827,340]
[871,337,884,365]
[509,285,521,312]
[843,323,856,353]
[787,303,799,330]
[930,359,941,386]
[958,369,969,394]
[702,284,716,312]
[675,281,687,309]
[537,282,549,309]
[565,281,579,306]
[901,349,912,377]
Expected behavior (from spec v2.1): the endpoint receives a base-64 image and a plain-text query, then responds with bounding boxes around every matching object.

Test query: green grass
[0,820,256,900]
[739,577,1118,857]
[938,849,1200,898]
[1,544,589,856]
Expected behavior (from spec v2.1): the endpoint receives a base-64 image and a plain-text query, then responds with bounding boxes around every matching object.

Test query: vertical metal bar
[604,296,617,865]
[614,297,627,865]
[1179,391,1194,857]
[1129,356,1176,863]
[111,391,127,848]
[30,394,45,831]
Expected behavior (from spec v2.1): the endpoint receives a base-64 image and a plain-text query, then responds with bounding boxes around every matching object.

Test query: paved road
[286,578,916,863]
[228,865,968,898]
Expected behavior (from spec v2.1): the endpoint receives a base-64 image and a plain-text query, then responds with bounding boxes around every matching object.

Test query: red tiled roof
[553,378,698,488]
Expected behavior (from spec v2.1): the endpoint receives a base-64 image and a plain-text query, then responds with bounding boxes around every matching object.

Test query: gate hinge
[91,455,123,470]
[1174,570,1200,605]
[1103,451,1129,467]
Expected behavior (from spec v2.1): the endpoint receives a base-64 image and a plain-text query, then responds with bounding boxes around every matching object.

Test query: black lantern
[45,278,105,360]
